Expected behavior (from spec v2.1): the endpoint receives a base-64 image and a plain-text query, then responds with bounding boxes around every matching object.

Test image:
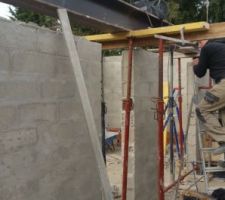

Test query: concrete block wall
[103,56,122,128]
[163,53,192,125]
[122,49,158,200]
[121,51,135,200]
[186,63,209,163]
[133,50,158,200]
[0,19,103,200]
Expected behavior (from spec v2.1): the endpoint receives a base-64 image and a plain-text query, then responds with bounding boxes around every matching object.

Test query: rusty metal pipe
[164,168,196,192]
[158,39,165,200]
[178,58,184,156]
[121,38,133,200]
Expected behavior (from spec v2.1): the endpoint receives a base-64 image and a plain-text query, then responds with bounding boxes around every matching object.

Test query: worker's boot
[213,142,225,155]
[218,160,225,168]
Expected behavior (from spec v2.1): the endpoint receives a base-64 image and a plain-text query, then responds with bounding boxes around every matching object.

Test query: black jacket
[193,40,225,83]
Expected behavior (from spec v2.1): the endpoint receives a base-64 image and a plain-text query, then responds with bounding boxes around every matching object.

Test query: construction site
[0,0,225,200]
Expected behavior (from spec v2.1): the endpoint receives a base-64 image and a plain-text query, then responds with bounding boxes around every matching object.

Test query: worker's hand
[192,58,199,66]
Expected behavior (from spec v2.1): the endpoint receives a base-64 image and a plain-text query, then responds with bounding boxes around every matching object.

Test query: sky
[0,2,14,19]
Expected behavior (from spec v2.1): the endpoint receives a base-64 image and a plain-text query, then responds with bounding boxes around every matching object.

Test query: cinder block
[103,56,122,63]
[133,81,150,97]
[43,120,88,148]
[72,163,102,199]
[37,28,102,61]
[41,80,77,99]
[103,56,123,129]
[121,49,158,200]
[11,50,56,76]
[19,103,57,125]
[80,60,101,83]
[133,99,152,112]
[0,48,10,72]
[55,56,73,78]
[133,49,158,68]
[0,19,37,50]
[0,128,37,154]
[59,99,83,121]
[76,38,102,61]
[37,29,68,56]
[0,19,102,200]
[0,81,41,100]
[0,106,17,130]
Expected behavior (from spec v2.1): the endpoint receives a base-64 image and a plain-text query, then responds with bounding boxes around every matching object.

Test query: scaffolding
[85,21,225,200]
[3,0,225,198]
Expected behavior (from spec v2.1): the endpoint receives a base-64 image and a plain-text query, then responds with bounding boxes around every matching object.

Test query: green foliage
[167,0,203,24]
[12,1,222,31]
[167,0,225,24]
[103,49,123,57]
[71,25,100,36]
[8,1,225,57]
[208,0,225,22]
[9,7,100,35]
[9,7,58,28]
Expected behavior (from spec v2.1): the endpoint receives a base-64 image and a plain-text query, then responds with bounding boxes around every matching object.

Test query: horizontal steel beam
[1,0,170,32]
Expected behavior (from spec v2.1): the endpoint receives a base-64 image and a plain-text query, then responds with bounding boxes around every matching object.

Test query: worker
[193,39,225,159]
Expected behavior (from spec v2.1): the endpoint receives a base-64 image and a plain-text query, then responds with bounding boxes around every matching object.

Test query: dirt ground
[107,147,122,199]
[106,146,225,200]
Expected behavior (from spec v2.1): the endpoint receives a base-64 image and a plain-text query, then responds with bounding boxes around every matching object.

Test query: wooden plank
[85,22,209,42]
[88,22,225,50]
[57,9,113,200]
[102,38,156,50]
[181,190,213,200]
[183,22,225,41]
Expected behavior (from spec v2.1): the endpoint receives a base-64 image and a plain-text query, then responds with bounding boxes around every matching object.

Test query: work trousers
[198,79,225,142]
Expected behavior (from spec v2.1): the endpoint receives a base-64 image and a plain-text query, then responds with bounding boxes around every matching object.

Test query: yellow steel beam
[85,22,209,42]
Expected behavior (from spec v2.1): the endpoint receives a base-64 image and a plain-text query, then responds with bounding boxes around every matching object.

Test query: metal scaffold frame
[84,21,225,200]
[3,0,225,198]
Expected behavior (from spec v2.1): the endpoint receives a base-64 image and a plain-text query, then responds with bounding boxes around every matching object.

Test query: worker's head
[198,40,208,48]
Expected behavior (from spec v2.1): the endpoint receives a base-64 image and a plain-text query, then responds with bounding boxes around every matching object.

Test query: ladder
[185,76,225,194]
[196,114,225,194]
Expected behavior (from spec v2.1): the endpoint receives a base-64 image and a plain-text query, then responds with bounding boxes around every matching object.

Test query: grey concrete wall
[186,63,209,163]
[0,19,103,200]
[163,53,192,126]
[103,56,122,128]
[122,49,158,200]
[121,51,135,200]
[133,50,158,200]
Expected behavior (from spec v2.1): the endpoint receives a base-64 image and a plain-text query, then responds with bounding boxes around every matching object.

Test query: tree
[167,0,204,24]
[167,0,225,24]
[9,7,58,29]
[208,0,225,22]
[10,0,225,31]
[9,7,100,35]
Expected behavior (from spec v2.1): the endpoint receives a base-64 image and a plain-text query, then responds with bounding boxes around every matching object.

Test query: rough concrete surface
[133,50,158,200]
[0,19,103,200]
[122,49,158,200]
[103,56,122,129]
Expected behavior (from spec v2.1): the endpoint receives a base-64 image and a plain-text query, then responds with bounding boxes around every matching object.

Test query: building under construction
[0,0,225,200]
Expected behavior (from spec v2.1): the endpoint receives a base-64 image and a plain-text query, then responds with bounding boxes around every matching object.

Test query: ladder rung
[207,186,225,193]
[201,147,217,152]
[205,167,225,172]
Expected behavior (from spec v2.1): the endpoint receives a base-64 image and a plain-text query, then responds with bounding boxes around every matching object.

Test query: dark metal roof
[1,0,170,32]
